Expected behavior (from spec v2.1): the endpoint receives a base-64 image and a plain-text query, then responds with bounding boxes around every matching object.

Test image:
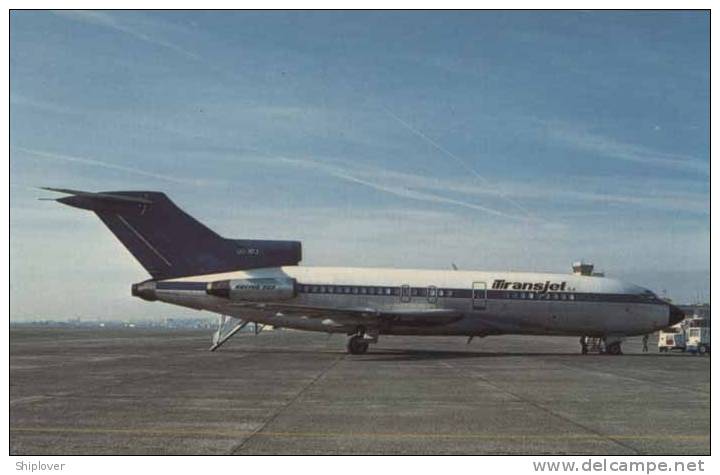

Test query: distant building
[572,261,604,277]
[678,304,711,321]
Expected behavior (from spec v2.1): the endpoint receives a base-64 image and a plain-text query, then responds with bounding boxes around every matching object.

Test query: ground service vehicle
[658,324,686,352]
[685,318,710,355]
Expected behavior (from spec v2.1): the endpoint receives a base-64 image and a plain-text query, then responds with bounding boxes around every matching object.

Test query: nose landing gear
[603,335,624,355]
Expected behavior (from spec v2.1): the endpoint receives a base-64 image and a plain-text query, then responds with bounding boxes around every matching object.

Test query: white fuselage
[145,266,673,338]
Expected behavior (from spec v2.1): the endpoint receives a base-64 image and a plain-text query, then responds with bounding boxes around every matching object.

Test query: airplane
[44,188,685,355]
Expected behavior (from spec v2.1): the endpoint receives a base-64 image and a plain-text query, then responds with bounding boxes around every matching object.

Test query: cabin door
[472,281,487,310]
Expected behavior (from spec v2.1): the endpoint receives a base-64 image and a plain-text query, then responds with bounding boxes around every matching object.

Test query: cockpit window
[641,290,658,301]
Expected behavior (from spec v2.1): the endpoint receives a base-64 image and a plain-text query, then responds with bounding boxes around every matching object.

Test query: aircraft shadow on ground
[216,346,664,361]
[352,349,663,361]
[357,349,577,361]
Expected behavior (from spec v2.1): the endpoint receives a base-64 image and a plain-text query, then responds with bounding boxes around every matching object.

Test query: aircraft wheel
[606,342,623,355]
[347,335,369,355]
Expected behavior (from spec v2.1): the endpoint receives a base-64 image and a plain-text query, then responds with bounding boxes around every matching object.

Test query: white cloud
[368,169,709,215]
[246,151,708,218]
[544,121,708,175]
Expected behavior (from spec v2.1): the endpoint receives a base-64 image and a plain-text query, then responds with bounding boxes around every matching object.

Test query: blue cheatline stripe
[294,283,666,306]
[157,282,207,291]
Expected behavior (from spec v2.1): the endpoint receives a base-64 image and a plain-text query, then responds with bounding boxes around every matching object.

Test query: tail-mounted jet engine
[206,277,296,301]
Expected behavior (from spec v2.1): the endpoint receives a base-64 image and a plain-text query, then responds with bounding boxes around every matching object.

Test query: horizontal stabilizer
[40,187,154,205]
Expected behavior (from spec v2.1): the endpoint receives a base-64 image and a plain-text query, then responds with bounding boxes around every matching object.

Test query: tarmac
[10,326,710,455]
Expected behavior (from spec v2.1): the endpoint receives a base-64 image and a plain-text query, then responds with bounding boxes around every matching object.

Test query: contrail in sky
[327,167,530,221]
[52,10,199,60]
[381,106,538,220]
[241,146,532,221]
[15,147,210,187]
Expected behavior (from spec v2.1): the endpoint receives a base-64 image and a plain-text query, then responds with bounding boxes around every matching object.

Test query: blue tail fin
[45,188,301,279]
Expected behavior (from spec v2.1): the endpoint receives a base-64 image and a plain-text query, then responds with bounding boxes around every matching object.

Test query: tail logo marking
[116,214,173,267]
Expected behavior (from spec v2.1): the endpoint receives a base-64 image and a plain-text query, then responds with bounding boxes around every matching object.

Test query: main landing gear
[605,341,623,355]
[346,327,378,355]
[347,335,369,354]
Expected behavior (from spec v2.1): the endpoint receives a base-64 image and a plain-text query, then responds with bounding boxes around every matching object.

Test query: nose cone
[668,304,685,326]
[131,280,157,301]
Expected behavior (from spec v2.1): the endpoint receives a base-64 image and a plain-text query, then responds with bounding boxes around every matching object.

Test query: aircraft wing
[227,301,464,326]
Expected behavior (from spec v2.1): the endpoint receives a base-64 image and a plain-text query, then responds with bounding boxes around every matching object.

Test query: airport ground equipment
[658,323,687,352]
[580,337,623,355]
[685,317,710,355]
[583,337,604,354]
[210,315,249,352]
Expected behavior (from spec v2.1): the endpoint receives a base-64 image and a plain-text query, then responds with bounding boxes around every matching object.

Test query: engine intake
[206,277,296,301]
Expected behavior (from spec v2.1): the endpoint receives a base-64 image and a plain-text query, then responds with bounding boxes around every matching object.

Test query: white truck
[658,323,686,352]
[685,317,710,355]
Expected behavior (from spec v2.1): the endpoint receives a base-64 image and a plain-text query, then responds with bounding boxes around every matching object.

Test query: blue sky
[10,11,709,320]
